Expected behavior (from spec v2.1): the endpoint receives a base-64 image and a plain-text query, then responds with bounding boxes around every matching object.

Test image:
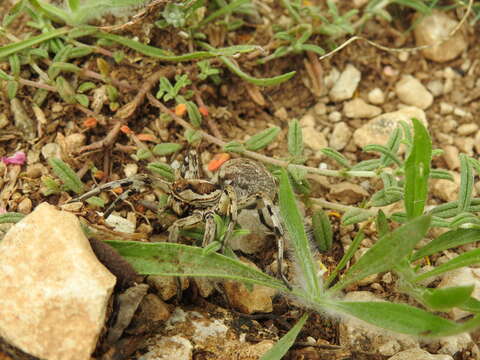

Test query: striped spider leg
[216,158,291,288]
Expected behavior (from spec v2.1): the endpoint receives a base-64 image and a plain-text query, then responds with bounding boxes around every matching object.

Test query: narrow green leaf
[278,168,321,297]
[429,198,480,219]
[223,141,245,153]
[422,286,474,311]
[245,127,280,151]
[404,119,432,220]
[381,127,402,166]
[77,82,96,93]
[321,148,351,168]
[147,162,175,181]
[74,94,89,107]
[6,80,18,100]
[196,0,250,28]
[186,101,202,127]
[363,144,401,166]
[376,210,389,238]
[105,240,290,292]
[260,313,308,360]
[220,55,296,86]
[48,157,84,194]
[312,210,333,252]
[9,54,20,77]
[326,229,364,288]
[136,148,153,160]
[341,208,373,226]
[152,143,183,156]
[412,228,480,261]
[430,169,454,181]
[331,215,431,292]
[288,119,303,157]
[2,0,26,28]
[458,154,474,213]
[414,248,480,283]
[0,68,13,81]
[0,212,25,224]
[350,159,382,171]
[0,27,70,59]
[327,300,473,337]
[86,196,105,207]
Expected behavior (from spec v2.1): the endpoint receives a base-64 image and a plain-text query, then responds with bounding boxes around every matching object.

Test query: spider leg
[103,187,138,218]
[216,185,238,251]
[239,193,291,290]
[167,211,204,243]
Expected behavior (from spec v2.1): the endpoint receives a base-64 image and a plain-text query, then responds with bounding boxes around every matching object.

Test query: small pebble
[426,79,444,97]
[41,143,61,160]
[26,163,44,178]
[454,137,474,156]
[330,123,352,151]
[343,98,381,118]
[0,114,9,129]
[17,198,32,214]
[453,108,470,118]
[328,111,342,122]
[442,145,460,170]
[329,64,361,102]
[395,75,433,109]
[313,102,327,116]
[457,123,478,136]
[274,107,288,121]
[367,88,385,105]
[439,102,454,115]
[302,127,328,152]
[124,163,138,177]
[300,113,316,128]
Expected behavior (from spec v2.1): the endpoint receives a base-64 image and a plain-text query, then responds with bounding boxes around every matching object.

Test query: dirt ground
[1,1,480,359]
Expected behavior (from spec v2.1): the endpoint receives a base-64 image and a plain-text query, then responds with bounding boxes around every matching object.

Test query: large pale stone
[0,203,116,360]
[353,107,427,148]
[414,11,467,63]
[395,75,433,109]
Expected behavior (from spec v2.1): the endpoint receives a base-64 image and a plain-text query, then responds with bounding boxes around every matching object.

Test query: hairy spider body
[71,152,289,287]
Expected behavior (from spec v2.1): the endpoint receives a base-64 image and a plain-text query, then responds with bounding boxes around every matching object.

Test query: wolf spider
[72,151,289,286]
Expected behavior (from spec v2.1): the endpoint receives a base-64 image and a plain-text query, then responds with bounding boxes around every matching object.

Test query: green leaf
[223,141,245,153]
[260,313,308,360]
[350,159,382,171]
[278,168,321,298]
[312,210,333,252]
[430,169,454,181]
[363,144,401,166]
[136,148,153,160]
[327,300,476,337]
[105,240,290,292]
[0,27,70,59]
[48,61,81,79]
[0,68,13,81]
[186,101,202,127]
[6,80,18,100]
[86,196,105,207]
[422,286,474,311]
[77,82,96,93]
[288,119,303,157]
[244,127,280,151]
[152,143,183,156]
[74,94,89,107]
[458,154,474,213]
[0,212,25,224]
[330,215,431,292]
[184,128,202,144]
[3,0,26,28]
[414,248,480,283]
[412,228,480,261]
[321,148,351,168]
[376,210,389,237]
[404,119,432,220]
[55,76,76,104]
[48,157,85,194]
[341,208,373,226]
[196,0,250,28]
[147,162,175,181]
[9,54,20,77]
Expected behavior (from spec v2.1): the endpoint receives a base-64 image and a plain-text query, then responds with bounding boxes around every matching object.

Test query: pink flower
[1,151,26,165]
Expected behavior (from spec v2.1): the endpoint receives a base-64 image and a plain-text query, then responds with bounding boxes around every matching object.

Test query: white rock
[324,67,340,89]
[300,112,316,128]
[330,122,352,151]
[426,79,444,97]
[414,11,468,63]
[437,267,480,320]
[387,348,452,360]
[105,214,136,233]
[302,126,328,152]
[395,75,433,109]
[367,88,385,104]
[454,137,474,156]
[223,258,276,314]
[353,107,427,148]
[313,102,327,116]
[329,64,361,102]
[41,142,61,159]
[432,173,460,202]
[339,291,419,356]
[435,333,475,356]
[475,131,480,154]
[124,163,138,177]
[457,123,478,136]
[440,102,454,115]
[139,335,193,360]
[0,203,116,360]
[442,145,460,170]
[328,110,342,122]
[343,98,382,118]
